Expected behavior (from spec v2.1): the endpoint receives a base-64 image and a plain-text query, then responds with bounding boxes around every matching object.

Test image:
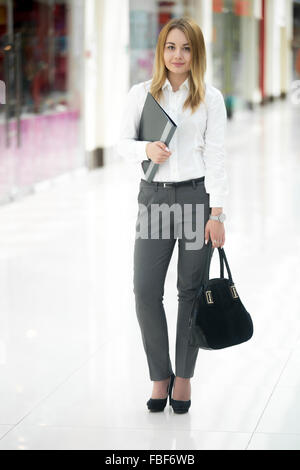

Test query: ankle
[153,377,169,387]
[175,376,190,383]
[151,377,171,399]
[172,376,191,401]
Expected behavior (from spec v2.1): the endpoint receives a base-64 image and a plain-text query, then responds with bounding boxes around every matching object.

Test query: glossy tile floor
[0,97,300,450]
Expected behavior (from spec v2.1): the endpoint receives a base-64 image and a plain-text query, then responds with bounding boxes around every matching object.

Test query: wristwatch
[209,213,226,223]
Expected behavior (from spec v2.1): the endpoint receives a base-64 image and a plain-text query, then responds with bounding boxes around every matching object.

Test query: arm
[202,89,229,211]
[115,84,151,164]
[211,207,223,216]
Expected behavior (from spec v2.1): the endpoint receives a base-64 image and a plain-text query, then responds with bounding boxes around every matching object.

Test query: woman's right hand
[146,142,172,164]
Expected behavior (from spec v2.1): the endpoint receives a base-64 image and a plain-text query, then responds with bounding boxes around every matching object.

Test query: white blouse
[116,76,229,208]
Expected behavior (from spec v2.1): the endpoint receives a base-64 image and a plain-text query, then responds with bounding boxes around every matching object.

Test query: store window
[0,0,84,204]
[293,1,300,80]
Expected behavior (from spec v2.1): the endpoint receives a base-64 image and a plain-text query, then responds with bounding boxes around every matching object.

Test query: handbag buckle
[205,290,214,304]
[230,285,238,299]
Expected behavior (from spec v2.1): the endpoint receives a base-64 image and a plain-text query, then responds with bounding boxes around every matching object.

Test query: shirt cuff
[208,194,226,208]
[135,141,151,162]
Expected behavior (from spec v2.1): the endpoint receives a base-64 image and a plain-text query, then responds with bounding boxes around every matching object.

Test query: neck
[167,72,189,90]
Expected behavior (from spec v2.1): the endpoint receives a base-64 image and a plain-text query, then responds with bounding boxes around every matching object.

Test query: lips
[172,63,184,65]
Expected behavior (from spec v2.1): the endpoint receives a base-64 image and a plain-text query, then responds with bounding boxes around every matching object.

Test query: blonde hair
[150,17,207,115]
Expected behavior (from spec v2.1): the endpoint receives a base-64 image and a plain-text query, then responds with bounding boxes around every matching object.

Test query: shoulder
[204,83,225,107]
[128,79,152,97]
[126,80,152,112]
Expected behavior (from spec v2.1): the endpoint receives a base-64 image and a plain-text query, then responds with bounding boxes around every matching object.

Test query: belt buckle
[163,182,174,188]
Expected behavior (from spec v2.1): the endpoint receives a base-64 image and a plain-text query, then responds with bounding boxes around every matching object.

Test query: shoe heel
[168,373,175,406]
[147,374,175,412]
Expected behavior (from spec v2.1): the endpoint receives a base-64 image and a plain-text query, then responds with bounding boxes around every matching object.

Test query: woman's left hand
[205,220,225,248]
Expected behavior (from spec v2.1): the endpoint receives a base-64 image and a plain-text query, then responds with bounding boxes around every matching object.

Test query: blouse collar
[162,76,189,92]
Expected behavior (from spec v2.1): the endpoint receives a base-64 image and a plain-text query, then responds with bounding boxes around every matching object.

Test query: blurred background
[0,0,300,451]
[0,0,299,204]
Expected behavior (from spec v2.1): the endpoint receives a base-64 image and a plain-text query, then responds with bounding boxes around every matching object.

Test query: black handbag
[188,242,253,350]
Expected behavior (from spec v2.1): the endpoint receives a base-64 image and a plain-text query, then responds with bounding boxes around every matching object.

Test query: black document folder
[138,92,177,182]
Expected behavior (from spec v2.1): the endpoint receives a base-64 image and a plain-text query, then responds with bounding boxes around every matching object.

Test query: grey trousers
[133,177,214,381]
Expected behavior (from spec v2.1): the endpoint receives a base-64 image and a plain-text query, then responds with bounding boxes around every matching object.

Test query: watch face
[219,213,226,222]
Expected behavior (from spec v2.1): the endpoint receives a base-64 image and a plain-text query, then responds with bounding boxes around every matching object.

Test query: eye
[167,46,190,51]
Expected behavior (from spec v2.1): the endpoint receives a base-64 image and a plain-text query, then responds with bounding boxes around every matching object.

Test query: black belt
[141,176,205,188]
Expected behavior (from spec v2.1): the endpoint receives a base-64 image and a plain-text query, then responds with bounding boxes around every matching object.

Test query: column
[84,0,130,168]
[193,0,213,84]
[265,0,291,99]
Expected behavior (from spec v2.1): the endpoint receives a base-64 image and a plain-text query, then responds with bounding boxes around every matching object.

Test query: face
[163,28,192,77]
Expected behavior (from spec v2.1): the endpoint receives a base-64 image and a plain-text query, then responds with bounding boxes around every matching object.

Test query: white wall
[265,0,293,98]
[84,0,130,155]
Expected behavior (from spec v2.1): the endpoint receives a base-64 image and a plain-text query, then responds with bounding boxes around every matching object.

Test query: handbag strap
[203,241,233,288]
[219,247,233,282]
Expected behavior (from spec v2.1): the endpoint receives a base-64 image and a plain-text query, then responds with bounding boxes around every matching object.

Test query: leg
[133,186,176,381]
[175,182,213,379]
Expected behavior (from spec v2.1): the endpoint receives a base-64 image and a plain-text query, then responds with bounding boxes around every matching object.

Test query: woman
[116,17,229,414]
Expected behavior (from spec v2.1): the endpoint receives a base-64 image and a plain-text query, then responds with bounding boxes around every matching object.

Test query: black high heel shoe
[169,376,191,414]
[147,374,175,412]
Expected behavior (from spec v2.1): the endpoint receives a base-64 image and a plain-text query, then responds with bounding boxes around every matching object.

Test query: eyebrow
[166,42,190,46]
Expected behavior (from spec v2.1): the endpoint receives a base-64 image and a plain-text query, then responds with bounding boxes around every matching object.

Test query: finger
[204,227,210,244]
[156,152,169,162]
[157,142,169,152]
[160,143,172,155]
[154,150,170,161]
[160,153,170,162]
[221,232,225,247]
[157,155,169,163]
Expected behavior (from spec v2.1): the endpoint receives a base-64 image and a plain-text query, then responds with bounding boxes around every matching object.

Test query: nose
[174,49,183,59]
